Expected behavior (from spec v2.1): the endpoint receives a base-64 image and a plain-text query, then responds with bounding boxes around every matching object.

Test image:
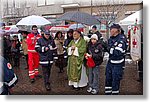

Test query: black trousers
[14,55,20,67]
[56,54,64,71]
[138,60,143,80]
[24,54,29,68]
[14,58,19,67]
[42,64,52,85]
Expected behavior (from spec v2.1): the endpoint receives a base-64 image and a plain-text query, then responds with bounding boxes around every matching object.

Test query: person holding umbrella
[26,25,42,83]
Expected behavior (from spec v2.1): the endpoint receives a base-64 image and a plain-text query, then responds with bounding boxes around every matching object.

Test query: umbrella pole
[76,23,78,30]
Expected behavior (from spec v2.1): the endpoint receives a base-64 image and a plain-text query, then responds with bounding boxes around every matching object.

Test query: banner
[130,25,141,61]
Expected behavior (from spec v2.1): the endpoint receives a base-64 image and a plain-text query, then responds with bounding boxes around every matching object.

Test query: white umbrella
[16,15,51,26]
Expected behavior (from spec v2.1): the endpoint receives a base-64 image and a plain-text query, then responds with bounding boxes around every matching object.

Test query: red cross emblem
[7,63,12,69]
[132,38,137,48]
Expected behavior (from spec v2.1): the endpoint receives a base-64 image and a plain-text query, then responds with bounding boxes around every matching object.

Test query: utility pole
[6,0,8,15]
[27,7,30,16]
[91,0,93,15]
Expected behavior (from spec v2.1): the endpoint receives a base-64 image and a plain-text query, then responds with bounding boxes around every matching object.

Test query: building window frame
[37,0,46,7]
[45,0,55,6]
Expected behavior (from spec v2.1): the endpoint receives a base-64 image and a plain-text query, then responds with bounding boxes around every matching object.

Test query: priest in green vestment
[67,30,88,89]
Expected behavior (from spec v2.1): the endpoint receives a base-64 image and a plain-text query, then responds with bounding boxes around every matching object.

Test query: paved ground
[11,56,143,95]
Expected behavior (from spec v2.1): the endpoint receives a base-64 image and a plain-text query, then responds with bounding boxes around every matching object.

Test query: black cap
[92,25,97,29]
[110,23,121,29]
[44,30,50,35]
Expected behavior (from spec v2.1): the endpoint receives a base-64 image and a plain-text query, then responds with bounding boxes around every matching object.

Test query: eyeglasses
[33,29,37,30]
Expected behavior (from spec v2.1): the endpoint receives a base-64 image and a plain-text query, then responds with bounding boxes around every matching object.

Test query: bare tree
[96,0,126,39]
[16,5,36,17]
[2,0,36,24]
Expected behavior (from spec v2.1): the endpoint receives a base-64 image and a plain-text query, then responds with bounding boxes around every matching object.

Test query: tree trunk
[106,21,109,40]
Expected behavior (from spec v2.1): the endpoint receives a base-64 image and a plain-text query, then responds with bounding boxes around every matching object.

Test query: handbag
[86,57,95,68]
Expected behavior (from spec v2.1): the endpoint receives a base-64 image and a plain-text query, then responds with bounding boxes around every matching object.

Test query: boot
[58,67,64,73]
[30,78,35,83]
[45,83,51,91]
[35,75,42,78]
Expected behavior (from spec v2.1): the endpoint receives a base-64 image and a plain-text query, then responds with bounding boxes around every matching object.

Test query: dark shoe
[58,71,62,73]
[45,83,51,91]
[137,79,143,82]
[30,78,35,83]
[25,67,28,70]
[14,65,17,67]
[74,87,80,91]
[65,77,68,80]
[35,75,42,78]
[71,86,75,90]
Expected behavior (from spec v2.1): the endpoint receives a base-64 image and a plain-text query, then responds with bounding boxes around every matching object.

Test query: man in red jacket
[27,25,42,83]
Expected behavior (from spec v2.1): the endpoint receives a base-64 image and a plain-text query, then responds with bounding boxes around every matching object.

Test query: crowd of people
[0,22,129,95]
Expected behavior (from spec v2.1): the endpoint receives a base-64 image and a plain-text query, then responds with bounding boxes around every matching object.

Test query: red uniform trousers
[28,52,40,79]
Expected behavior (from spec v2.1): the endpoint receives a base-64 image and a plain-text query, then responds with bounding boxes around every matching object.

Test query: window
[8,0,13,8]
[26,0,30,7]
[15,0,21,8]
[46,0,54,5]
[37,0,45,6]
[64,0,73,4]
[101,24,106,30]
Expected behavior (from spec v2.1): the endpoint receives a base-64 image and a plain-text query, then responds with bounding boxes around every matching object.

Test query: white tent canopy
[119,9,142,25]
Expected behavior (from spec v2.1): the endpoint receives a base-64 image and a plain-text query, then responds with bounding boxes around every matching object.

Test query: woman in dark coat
[63,29,74,67]
[11,35,21,68]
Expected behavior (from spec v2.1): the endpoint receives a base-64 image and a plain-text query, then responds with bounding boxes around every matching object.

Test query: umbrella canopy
[50,26,69,32]
[119,9,142,25]
[5,25,19,33]
[16,15,51,26]
[0,29,5,36]
[0,23,5,35]
[57,11,99,26]
[69,23,85,30]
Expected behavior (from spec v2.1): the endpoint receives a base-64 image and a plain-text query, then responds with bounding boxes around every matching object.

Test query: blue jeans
[88,65,100,92]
